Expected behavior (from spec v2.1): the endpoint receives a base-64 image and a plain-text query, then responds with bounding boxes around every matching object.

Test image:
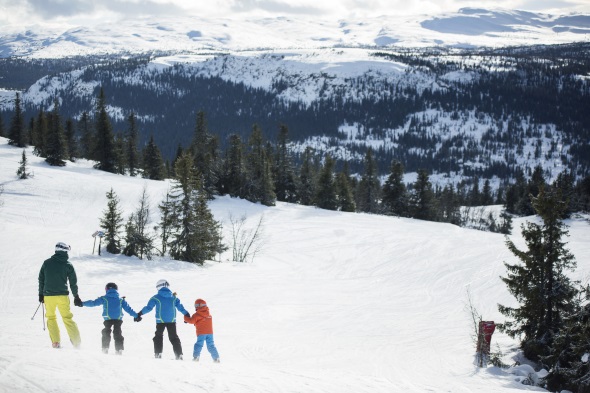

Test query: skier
[76,282,140,355]
[136,279,190,360]
[38,242,82,348]
[184,298,220,362]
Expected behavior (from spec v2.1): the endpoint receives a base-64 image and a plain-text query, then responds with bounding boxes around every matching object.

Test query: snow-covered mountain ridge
[1,8,590,58]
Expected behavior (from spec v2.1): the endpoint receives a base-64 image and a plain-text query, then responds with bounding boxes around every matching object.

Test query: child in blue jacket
[77,282,139,354]
[137,279,190,360]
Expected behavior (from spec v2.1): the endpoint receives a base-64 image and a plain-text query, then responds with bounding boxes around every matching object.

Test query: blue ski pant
[193,334,219,360]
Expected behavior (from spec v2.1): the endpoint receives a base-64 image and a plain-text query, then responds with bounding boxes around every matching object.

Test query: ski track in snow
[0,137,588,392]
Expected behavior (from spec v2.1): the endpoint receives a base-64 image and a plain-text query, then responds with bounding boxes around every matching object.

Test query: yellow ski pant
[44,295,81,347]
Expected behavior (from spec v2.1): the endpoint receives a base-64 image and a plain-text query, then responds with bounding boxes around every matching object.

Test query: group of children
[76,279,220,362]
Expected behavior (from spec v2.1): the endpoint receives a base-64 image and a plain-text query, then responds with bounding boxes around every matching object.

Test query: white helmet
[156,279,169,289]
[55,242,71,253]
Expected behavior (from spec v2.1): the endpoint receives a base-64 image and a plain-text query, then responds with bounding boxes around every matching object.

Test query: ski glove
[134,312,142,322]
[184,312,190,323]
[74,295,83,307]
[39,295,44,303]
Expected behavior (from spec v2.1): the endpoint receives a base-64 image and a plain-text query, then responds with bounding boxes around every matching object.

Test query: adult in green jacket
[38,242,82,348]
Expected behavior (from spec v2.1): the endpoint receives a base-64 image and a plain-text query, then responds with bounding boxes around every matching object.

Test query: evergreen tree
[94,88,117,173]
[298,146,317,206]
[114,132,126,175]
[8,92,26,148]
[222,133,244,198]
[314,155,337,210]
[27,117,34,146]
[100,188,124,254]
[356,148,381,213]
[273,124,298,203]
[481,179,493,205]
[123,187,154,259]
[64,118,79,162]
[552,171,576,219]
[190,111,219,198]
[126,113,140,177]
[244,124,275,206]
[410,169,436,221]
[167,153,224,264]
[498,185,577,361]
[0,113,5,137]
[78,111,94,160]
[336,162,356,212]
[438,184,461,225]
[142,135,165,180]
[158,189,176,257]
[382,160,408,216]
[32,109,48,157]
[469,177,481,206]
[16,149,31,179]
[45,100,69,167]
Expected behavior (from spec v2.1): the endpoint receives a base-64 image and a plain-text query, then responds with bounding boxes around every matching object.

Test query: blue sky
[1,0,589,26]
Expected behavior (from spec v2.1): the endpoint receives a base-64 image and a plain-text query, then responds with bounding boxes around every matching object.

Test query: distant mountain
[1,8,589,58]
[0,8,589,187]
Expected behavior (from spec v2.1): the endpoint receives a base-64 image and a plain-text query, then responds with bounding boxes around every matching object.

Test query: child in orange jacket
[184,298,220,362]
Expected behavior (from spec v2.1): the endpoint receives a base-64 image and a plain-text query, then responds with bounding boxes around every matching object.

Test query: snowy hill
[1,137,589,392]
[1,8,589,58]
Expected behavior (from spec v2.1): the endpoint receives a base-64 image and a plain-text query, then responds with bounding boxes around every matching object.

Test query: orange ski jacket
[184,306,213,335]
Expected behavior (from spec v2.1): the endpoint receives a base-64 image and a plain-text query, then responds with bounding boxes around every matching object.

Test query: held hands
[184,313,191,324]
[39,295,44,303]
[74,295,83,307]
[134,311,142,322]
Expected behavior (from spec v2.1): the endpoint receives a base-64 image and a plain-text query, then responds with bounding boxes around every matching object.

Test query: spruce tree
[336,162,356,212]
[64,118,79,162]
[299,147,317,206]
[481,179,493,205]
[123,187,154,259]
[45,100,69,167]
[222,133,244,198]
[356,148,381,213]
[410,169,436,221]
[314,155,337,210]
[142,135,165,180]
[0,113,5,137]
[190,111,219,198]
[32,109,48,157]
[273,124,298,203]
[114,133,126,175]
[498,185,577,361]
[382,160,408,216]
[245,124,275,206]
[16,149,31,179]
[94,88,117,173]
[158,189,176,257]
[126,113,140,176]
[100,188,124,254]
[8,92,26,148]
[167,153,223,264]
[78,111,94,160]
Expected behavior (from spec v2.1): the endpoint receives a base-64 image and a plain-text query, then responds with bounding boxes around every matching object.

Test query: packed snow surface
[0,137,589,392]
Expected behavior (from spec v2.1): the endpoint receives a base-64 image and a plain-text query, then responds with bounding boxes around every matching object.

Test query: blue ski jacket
[82,288,139,320]
[140,287,189,323]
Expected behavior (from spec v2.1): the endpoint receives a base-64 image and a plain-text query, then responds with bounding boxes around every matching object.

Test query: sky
[1,136,589,392]
[1,0,589,27]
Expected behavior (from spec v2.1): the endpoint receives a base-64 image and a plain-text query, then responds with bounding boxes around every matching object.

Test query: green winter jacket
[38,251,78,296]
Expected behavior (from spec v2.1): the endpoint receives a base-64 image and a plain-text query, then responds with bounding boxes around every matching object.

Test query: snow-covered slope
[1,138,589,392]
[1,8,589,58]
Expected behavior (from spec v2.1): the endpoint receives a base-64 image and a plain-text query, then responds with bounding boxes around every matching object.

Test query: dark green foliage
[221,134,245,198]
[498,186,577,362]
[123,187,154,260]
[438,184,461,225]
[314,155,337,210]
[167,153,224,265]
[410,169,436,221]
[356,148,381,213]
[100,188,124,254]
[244,124,275,206]
[78,111,94,160]
[93,88,117,173]
[64,118,79,162]
[114,133,126,175]
[298,147,317,206]
[45,101,69,167]
[8,93,26,148]
[273,124,298,203]
[126,113,140,176]
[0,113,5,137]
[336,163,356,212]
[142,135,165,180]
[190,111,220,198]
[16,150,31,179]
[32,110,48,157]
[382,160,408,216]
